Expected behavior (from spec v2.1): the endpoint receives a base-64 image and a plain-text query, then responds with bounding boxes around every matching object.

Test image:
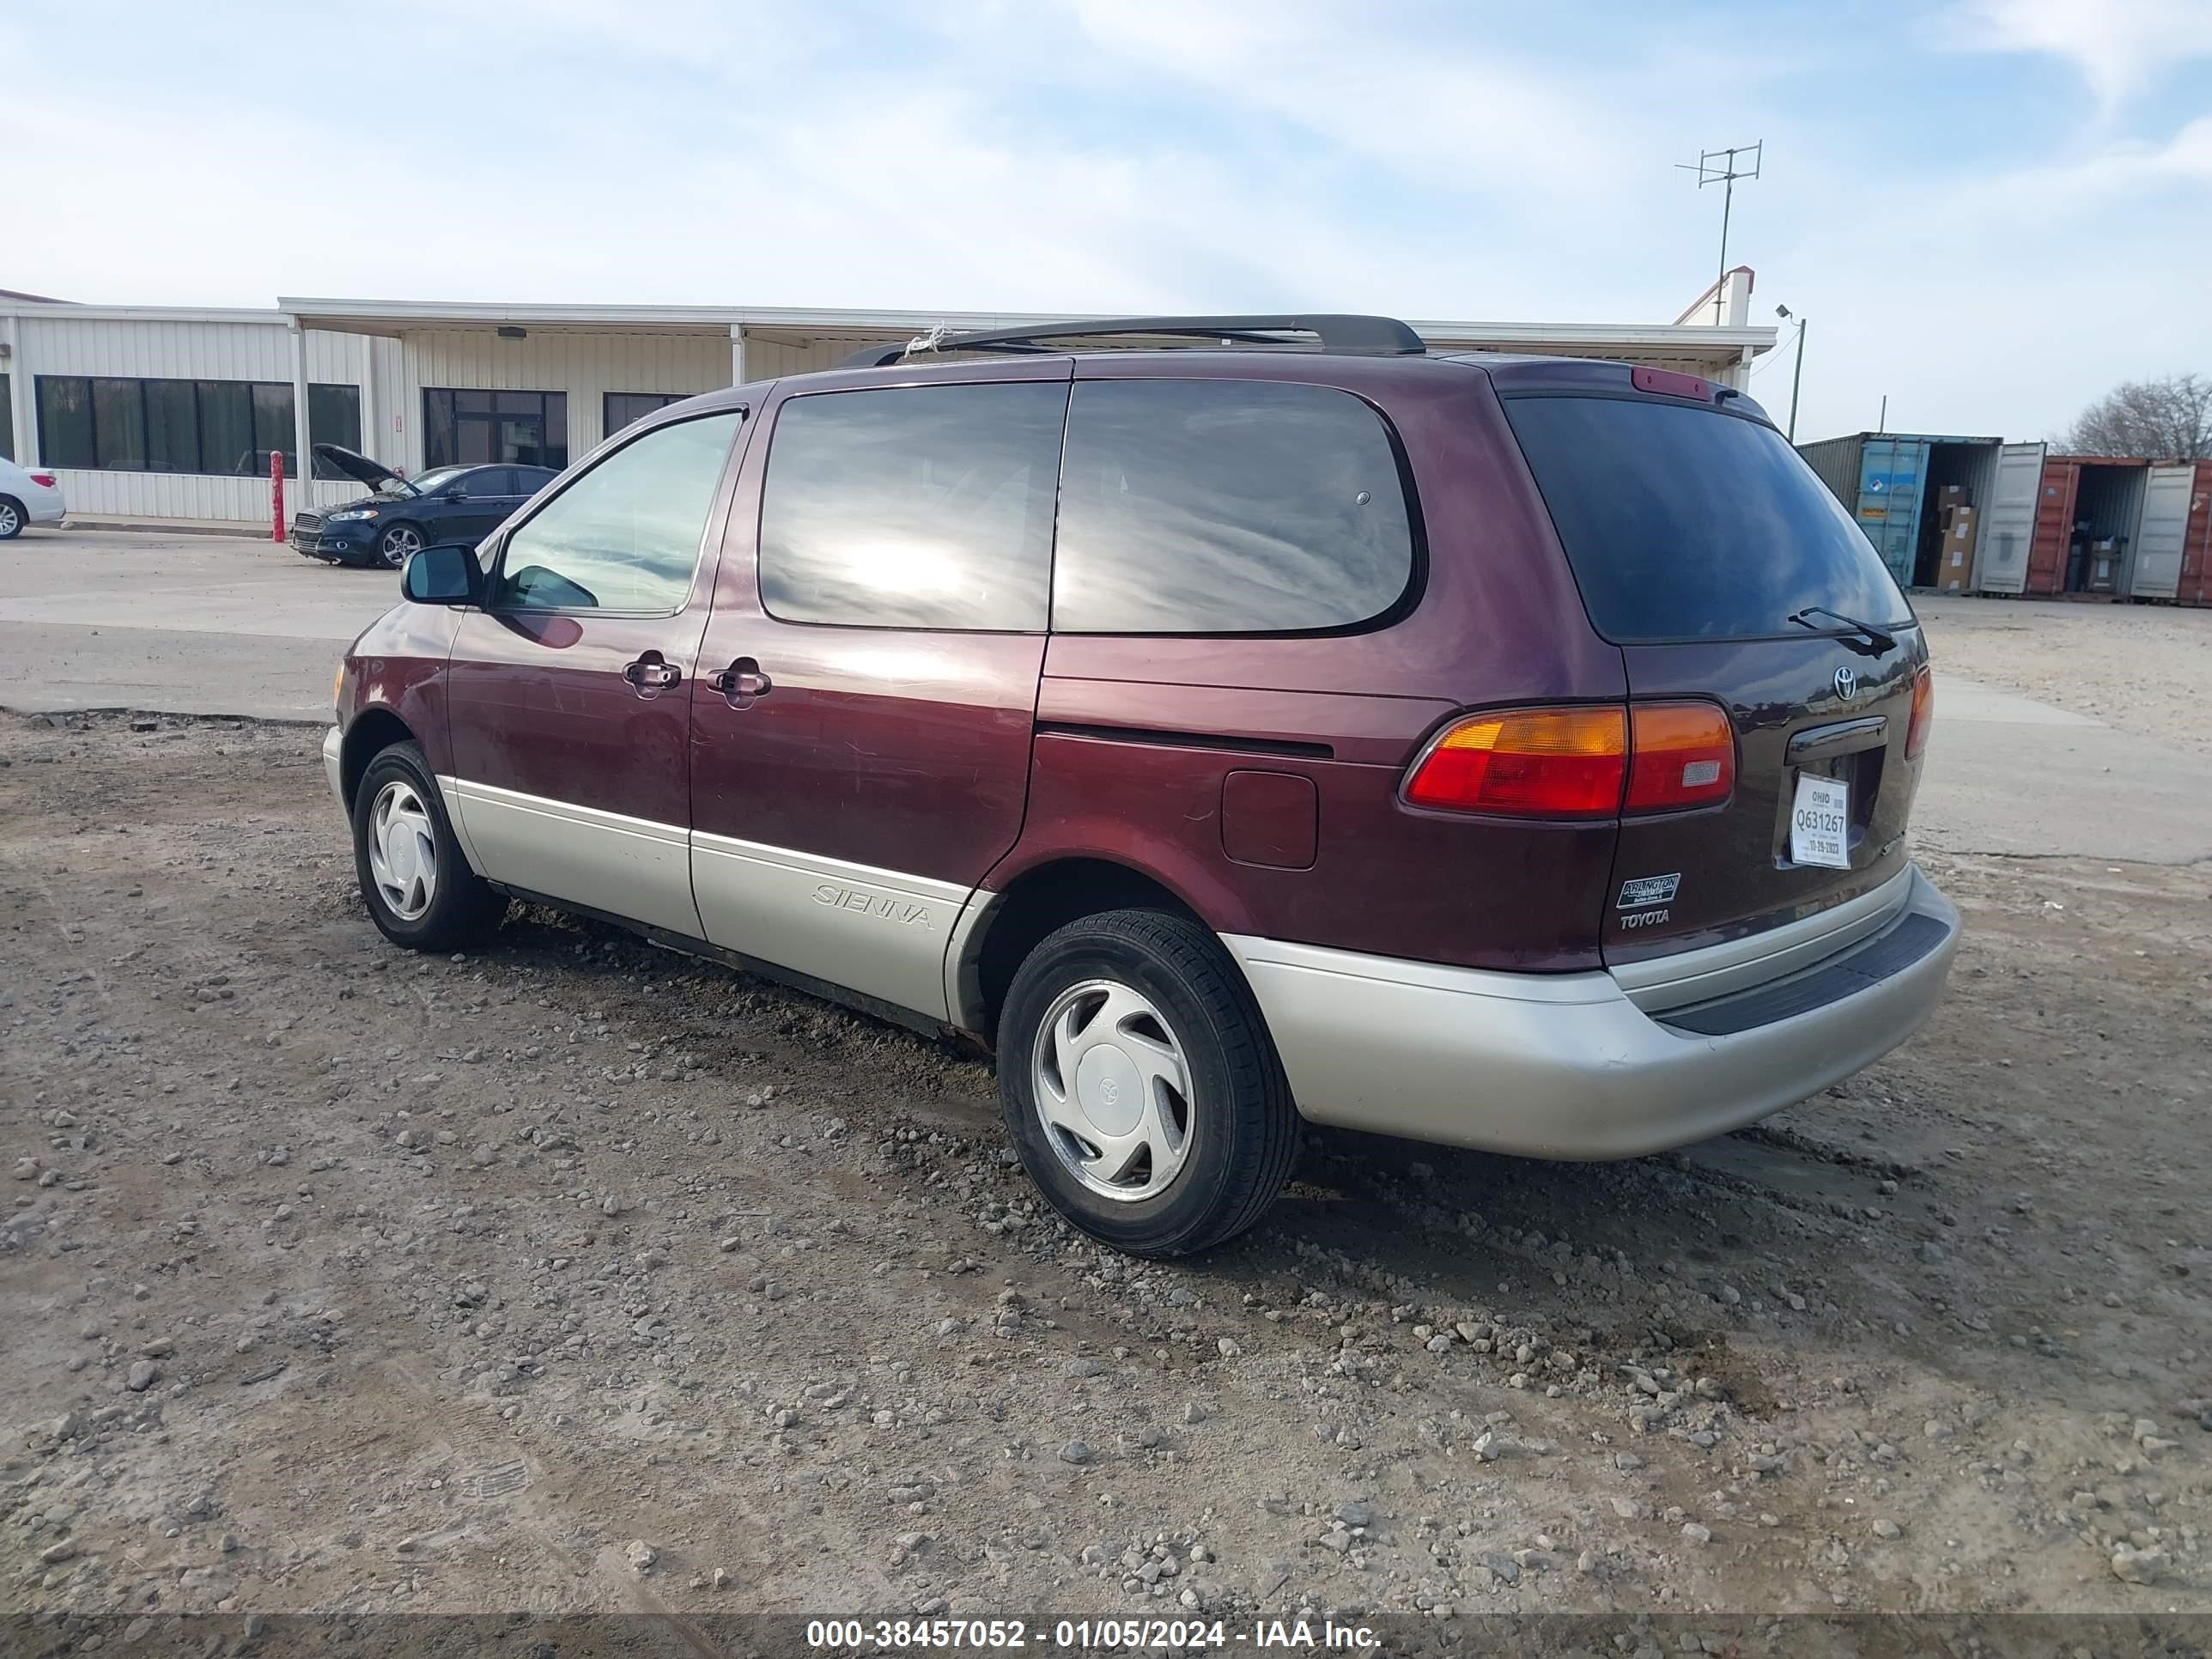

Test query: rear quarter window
[1502,395,1911,643]
[1051,379,1415,635]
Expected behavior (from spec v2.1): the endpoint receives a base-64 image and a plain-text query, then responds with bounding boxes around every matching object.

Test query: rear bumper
[26,487,66,525]
[1224,863,1959,1160]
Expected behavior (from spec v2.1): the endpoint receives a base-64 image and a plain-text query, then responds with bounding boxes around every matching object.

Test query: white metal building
[0,271,1772,531]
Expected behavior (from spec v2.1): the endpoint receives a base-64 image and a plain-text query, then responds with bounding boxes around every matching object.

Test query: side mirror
[400,542,484,605]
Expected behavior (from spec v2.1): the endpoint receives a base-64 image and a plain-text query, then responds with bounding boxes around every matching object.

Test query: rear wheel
[377,522,425,568]
[997,908,1297,1256]
[351,740,504,949]
[0,497,23,539]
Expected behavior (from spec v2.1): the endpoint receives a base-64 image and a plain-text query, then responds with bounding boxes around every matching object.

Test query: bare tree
[2065,373,2212,460]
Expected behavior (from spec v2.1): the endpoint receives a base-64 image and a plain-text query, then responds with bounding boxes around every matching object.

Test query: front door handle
[623,652,682,696]
[711,657,773,709]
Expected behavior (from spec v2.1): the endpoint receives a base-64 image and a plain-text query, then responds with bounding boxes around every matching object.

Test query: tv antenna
[1677,142,1762,323]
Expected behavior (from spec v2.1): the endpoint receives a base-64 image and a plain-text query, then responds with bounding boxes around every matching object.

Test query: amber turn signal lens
[1905,665,1934,760]
[1403,706,1629,817]
[1626,701,1736,812]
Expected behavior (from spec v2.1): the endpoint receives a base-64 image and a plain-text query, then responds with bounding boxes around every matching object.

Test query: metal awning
[276,296,1773,373]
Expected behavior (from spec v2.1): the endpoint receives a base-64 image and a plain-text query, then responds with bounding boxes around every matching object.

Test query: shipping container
[1796,431,2004,590]
[2026,458,2159,601]
[2174,462,2212,607]
[2127,462,2200,599]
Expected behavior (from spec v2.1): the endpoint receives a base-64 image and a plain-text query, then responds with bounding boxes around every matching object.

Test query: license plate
[1790,773,1851,869]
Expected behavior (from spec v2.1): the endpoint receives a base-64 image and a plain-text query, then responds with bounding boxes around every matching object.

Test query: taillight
[1631,366,1713,401]
[1906,665,1934,759]
[29,472,56,488]
[1626,701,1736,811]
[1404,706,1627,817]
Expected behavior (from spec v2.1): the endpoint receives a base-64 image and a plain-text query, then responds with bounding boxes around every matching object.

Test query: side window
[1053,380,1416,635]
[757,381,1066,631]
[465,468,513,497]
[494,412,740,613]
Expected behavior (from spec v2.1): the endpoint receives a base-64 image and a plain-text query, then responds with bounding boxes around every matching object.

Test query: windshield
[1502,396,1911,644]
[380,465,466,499]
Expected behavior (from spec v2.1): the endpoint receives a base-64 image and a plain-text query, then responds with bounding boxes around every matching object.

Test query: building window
[605,392,689,437]
[33,375,301,477]
[0,373,13,461]
[422,388,568,471]
[307,385,363,478]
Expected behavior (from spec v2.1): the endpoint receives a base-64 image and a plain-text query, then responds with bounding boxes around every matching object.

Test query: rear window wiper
[1788,606,1896,655]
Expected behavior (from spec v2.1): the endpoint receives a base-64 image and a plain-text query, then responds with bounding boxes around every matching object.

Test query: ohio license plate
[1790,773,1850,869]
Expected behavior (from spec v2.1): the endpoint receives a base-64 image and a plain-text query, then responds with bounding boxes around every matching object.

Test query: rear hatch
[1498,374,1928,967]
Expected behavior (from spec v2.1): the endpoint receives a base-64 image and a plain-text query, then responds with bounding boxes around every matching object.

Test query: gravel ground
[2,703,2208,1636]
[1917,596,2212,755]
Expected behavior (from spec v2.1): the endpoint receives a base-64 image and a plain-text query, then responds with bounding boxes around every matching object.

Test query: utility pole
[1678,143,1762,323]
[1774,306,1808,443]
[1878,394,1887,434]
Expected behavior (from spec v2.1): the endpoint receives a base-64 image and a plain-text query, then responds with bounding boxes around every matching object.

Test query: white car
[0,456,65,538]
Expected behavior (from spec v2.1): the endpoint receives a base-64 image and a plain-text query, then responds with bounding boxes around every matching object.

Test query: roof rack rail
[840,313,1426,369]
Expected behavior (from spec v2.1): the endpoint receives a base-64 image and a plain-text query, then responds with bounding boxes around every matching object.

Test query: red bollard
[271,446,285,542]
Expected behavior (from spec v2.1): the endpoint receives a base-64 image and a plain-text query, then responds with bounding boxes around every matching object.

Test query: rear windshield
[1502,396,1911,643]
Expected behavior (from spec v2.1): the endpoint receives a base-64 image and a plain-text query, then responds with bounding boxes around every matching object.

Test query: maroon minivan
[323,314,1957,1255]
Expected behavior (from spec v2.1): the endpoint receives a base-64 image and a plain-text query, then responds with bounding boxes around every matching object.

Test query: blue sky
[7,0,2209,441]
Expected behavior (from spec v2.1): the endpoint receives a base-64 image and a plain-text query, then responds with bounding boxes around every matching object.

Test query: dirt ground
[1916,594,2212,757]
[3,608,2209,1636]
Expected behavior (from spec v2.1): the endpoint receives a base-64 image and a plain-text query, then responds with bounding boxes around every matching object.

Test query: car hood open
[313,442,414,495]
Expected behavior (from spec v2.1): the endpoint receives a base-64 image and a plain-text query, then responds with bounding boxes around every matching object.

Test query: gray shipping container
[1796,431,2006,590]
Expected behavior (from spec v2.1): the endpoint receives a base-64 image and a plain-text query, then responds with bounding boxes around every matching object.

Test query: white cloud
[1943,0,2212,106]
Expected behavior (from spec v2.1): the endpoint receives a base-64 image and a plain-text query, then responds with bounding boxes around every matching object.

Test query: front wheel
[351,739,505,949]
[997,908,1298,1256]
[377,522,425,568]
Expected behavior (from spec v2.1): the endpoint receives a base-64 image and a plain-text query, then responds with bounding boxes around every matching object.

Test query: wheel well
[971,858,1202,1045]
[339,708,415,810]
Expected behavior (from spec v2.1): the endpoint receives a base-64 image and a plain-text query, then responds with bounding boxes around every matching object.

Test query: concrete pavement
[3,526,2207,863]
[0,528,392,722]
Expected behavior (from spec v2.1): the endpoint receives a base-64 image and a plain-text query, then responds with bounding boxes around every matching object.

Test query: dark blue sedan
[291,445,556,569]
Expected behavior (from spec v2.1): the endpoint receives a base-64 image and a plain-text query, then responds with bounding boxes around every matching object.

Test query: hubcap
[0,504,20,535]
[366,779,438,921]
[381,526,422,568]
[1031,978,1194,1202]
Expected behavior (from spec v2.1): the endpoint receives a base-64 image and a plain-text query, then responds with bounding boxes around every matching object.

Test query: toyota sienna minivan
[322,313,1958,1255]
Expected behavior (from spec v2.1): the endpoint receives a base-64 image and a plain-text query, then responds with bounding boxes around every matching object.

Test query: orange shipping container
[2176,460,2212,607]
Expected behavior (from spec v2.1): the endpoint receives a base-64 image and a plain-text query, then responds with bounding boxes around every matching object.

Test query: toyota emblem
[1833,666,1858,702]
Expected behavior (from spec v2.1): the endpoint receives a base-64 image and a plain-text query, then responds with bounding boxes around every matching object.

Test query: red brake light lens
[29,472,56,488]
[1404,706,1628,817]
[1906,665,1934,759]
[1626,701,1736,811]
[1631,366,1713,401]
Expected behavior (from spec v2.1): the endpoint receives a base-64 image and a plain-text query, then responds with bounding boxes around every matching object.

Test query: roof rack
[839,313,1426,369]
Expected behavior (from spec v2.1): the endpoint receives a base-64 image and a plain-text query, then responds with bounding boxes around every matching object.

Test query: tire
[376,522,425,569]
[0,497,23,539]
[997,908,1297,1256]
[351,739,505,950]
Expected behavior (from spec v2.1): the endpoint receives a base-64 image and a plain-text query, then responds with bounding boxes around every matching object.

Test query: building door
[423,389,569,471]
[2127,464,2195,599]
[685,368,1070,1023]
[1974,441,2045,594]
[442,410,745,936]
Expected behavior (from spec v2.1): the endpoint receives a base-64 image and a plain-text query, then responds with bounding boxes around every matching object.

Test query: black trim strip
[1660,910,1948,1037]
[1035,720,1334,760]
